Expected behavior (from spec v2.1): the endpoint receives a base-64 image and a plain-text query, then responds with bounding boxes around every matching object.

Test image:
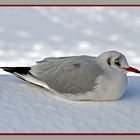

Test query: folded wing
[30,56,103,94]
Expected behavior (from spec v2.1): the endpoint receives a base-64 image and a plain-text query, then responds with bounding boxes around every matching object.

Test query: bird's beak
[123,67,140,74]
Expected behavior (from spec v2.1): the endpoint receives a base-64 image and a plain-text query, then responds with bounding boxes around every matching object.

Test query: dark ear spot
[107,57,111,65]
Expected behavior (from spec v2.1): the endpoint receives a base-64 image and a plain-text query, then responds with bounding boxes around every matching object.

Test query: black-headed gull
[1,51,140,101]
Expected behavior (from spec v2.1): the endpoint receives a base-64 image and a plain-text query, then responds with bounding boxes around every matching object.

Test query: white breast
[93,72,128,100]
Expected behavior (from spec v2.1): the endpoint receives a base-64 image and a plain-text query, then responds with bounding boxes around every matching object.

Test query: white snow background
[0,7,140,132]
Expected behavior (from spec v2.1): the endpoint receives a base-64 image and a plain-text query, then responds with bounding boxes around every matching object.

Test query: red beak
[123,67,140,74]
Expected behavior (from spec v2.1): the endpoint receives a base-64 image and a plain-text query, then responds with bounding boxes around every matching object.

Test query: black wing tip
[0,67,31,75]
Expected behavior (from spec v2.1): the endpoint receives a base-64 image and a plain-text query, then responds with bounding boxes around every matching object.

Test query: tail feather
[0,67,31,75]
[0,66,50,90]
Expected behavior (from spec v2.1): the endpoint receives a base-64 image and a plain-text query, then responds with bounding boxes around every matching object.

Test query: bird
[1,50,140,101]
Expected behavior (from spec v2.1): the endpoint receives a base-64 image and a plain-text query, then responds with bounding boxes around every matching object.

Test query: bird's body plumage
[1,51,138,101]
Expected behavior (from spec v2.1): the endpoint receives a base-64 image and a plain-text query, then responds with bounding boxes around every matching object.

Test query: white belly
[93,73,128,100]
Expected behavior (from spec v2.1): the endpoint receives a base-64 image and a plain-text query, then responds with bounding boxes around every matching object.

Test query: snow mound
[0,75,140,132]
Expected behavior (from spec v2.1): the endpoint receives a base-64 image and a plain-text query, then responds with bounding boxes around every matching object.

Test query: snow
[0,75,140,132]
[0,7,140,132]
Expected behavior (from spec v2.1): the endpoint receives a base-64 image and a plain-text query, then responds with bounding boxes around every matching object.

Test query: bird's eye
[115,61,120,66]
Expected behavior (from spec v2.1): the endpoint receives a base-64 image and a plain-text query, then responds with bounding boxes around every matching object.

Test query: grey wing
[30,56,102,94]
[36,56,71,63]
[31,56,72,76]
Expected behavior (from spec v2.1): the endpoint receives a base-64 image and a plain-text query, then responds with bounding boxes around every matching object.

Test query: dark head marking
[107,57,111,65]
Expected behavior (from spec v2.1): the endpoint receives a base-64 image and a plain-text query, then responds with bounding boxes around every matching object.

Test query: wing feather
[30,56,102,94]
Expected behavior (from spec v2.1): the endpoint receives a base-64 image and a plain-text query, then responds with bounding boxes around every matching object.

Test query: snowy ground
[0,75,140,132]
[0,7,140,132]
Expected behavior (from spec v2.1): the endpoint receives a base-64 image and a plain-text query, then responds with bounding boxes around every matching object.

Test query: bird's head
[98,51,140,74]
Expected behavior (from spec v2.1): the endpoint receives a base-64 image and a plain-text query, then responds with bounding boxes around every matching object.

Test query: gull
[1,50,140,101]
